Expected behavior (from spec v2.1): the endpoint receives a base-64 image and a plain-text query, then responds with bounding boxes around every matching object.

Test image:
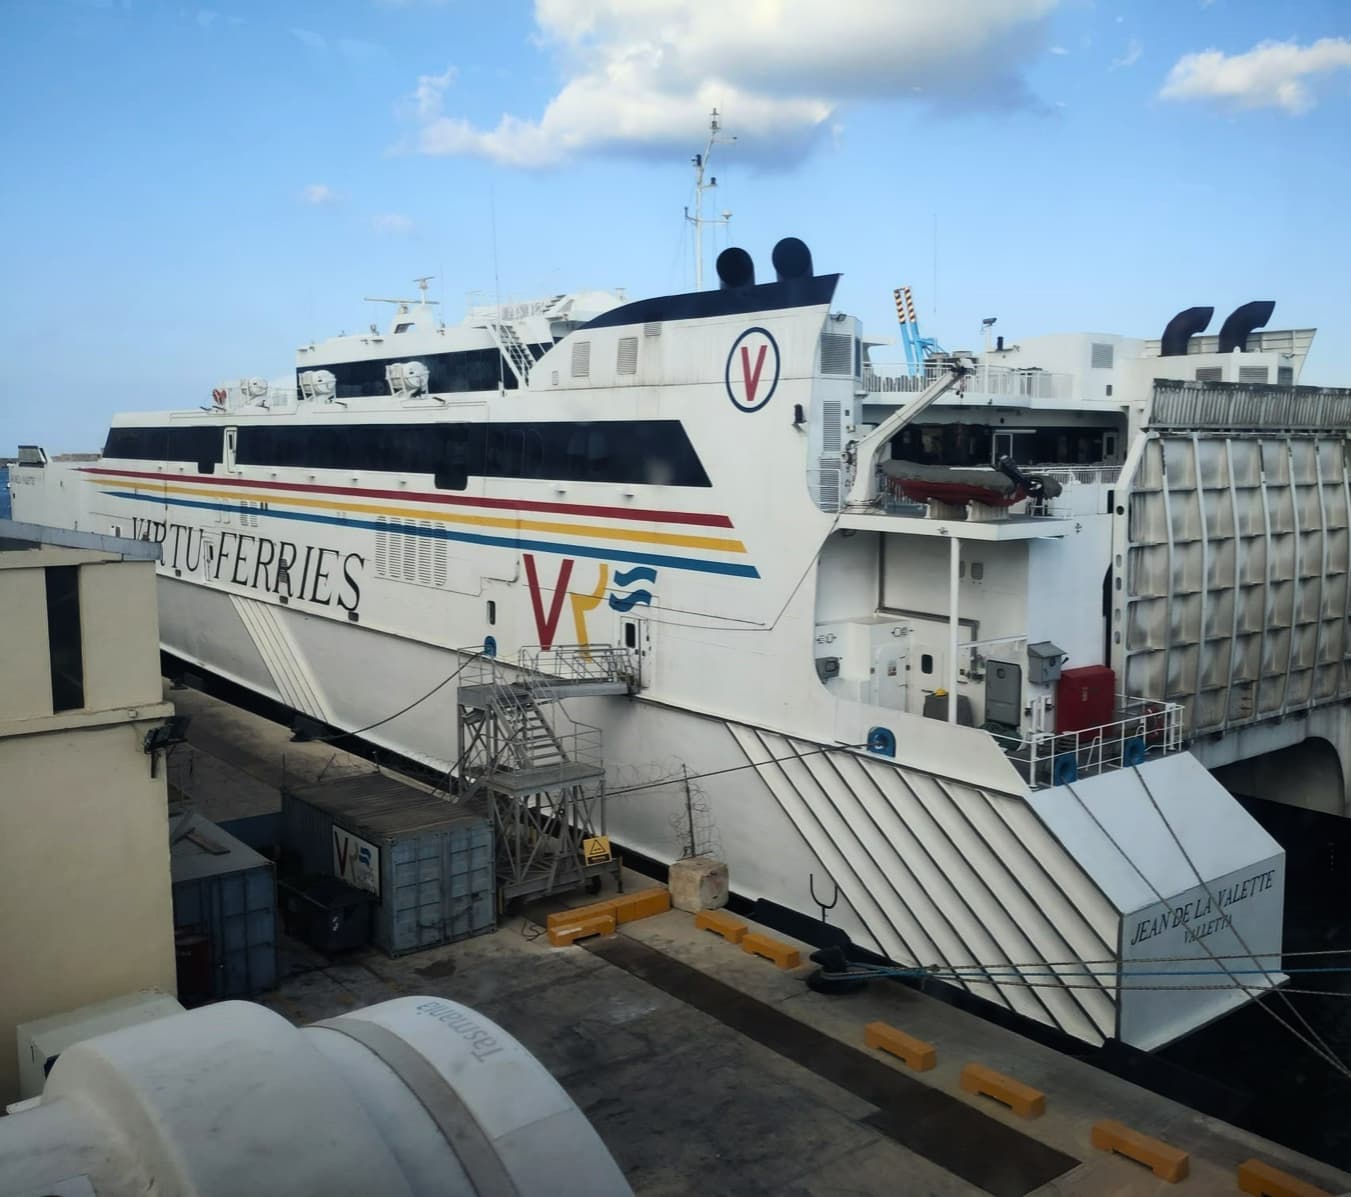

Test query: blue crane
[892,286,943,376]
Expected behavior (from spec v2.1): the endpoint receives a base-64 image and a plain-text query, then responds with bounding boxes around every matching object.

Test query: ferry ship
[19,236,1349,1054]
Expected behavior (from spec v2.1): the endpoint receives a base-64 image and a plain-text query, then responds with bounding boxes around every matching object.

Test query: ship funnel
[772,237,813,282]
[1160,306,1213,356]
[716,247,755,290]
[1218,300,1275,353]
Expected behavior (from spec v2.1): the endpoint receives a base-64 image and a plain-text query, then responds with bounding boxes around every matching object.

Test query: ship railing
[518,644,637,687]
[866,363,1076,401]
[989,694,1186,789]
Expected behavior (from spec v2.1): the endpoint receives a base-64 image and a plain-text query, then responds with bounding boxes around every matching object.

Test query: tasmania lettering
[132,517,364,613]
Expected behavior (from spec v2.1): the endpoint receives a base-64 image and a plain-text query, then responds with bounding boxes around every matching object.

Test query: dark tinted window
[235,420,710,487]
[299,347,549,400]
[104,425,223,467]
[45,565,84,712]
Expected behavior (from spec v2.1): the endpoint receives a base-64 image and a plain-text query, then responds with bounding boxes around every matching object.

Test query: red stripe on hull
[80,466,734,528]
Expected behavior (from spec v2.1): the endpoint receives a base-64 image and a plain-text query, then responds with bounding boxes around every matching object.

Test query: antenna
[363,295,441,308]
[490,184,504,395]
[413,276,435,306]
[683,109,735,290]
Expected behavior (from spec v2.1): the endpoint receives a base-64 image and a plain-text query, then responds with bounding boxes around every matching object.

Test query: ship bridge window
[234,420,711,487]
[103,425,224,472]
[394,322,414,334]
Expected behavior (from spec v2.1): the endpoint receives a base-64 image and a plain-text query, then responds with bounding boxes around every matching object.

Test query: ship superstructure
[17,239,1339,1052]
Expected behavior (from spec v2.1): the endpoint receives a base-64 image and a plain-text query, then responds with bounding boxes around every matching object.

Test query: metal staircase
[484,320,537,389]
[453,646,634,903]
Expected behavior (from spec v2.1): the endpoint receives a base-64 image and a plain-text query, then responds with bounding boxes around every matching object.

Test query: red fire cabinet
[1055,665,1115,734]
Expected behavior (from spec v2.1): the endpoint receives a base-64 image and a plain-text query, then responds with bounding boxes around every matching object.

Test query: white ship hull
[12,242,1311,1050]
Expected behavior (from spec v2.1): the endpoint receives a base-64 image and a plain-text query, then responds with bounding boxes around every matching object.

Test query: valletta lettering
[1128,867,1276,948]
[132,517,364,612]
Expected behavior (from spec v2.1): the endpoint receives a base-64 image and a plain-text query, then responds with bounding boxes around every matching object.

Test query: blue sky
[2,0,1349,452]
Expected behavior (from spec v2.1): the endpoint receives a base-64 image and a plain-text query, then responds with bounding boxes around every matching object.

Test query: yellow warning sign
[582,835,612,864]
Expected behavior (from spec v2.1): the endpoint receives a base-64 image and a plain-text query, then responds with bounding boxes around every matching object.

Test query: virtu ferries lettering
[1128,867,1277,948]
[132,517,364,613]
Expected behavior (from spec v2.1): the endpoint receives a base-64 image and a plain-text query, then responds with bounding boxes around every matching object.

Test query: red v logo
[524,554,575,650]
[740,344,767,406]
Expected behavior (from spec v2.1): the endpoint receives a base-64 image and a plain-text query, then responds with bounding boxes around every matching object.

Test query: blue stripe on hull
[101,490,762,579]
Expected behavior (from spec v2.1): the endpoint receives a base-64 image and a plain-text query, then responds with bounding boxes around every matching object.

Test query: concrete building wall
[0,531,177,1103]
[0,722,178,1100]
[0,568,52,721]
[80,561,163,711]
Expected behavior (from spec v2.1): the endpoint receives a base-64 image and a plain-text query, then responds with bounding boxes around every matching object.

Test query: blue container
[282,774,495,956]
[170,811,278,1000]
[0,467,10,520]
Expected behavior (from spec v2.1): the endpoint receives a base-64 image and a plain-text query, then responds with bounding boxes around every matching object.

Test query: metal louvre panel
[570,339,591,378]
[1151,379,1351,431]
[819,332,853,375]
[616,335,638,375]
[821,400,842,453]
[1119,425,1351,735]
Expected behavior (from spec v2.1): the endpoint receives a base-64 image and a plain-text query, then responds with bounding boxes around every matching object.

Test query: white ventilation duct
[0,996,630,1197]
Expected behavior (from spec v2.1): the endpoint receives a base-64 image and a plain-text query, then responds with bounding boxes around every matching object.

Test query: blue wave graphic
[613,565,657,587]
[608,589,653,613]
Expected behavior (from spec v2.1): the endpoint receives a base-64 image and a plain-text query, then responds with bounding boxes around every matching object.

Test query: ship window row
[236,420,711,488]
[298,347,550,400]
[103,426,224,469]
[104,421,711,488]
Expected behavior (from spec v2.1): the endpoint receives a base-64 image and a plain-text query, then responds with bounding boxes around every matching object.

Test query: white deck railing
[866,363,1076,402]
[988,695,1186,789]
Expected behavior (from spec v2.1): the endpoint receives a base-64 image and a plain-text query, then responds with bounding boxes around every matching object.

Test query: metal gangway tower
[453,645,635,905]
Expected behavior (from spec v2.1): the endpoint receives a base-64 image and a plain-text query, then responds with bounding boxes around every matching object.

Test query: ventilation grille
[820,332,853,375]
[571,340,591,378]
[1090,342,1114,369]
[1195,367,1223,382]
[1278,365,1294,386]
[617,336,638,375]
[1239,365,1270,384]
[815,461,841,512]
[237,500,261,528]
[821,400,843,453]
[643,321,663,338]
[375,517,447,588]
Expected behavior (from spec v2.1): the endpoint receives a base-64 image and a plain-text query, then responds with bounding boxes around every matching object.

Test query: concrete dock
[167,682,1351,1196]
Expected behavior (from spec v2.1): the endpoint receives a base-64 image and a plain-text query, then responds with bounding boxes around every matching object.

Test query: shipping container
[282,773,495,956]
[170,810,278,1002]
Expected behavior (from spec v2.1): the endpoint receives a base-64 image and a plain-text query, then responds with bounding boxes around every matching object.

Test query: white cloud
[291,27,326,51]
[406,0,1060,168]
[1049,45,1068,55]
[301,184,337,205]
[1160,37,1351,114]
[1111,39,1142,70]
[373,212,414,234]
[413,67,457,119]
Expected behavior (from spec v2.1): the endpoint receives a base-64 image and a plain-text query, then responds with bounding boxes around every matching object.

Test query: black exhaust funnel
[1160,306,1213,356]
[716,247,755,290]
[1218,300,1275,353]
[771,237,813,282]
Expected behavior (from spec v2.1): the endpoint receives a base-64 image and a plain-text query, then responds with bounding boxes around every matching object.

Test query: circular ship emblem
[724,326,780,413]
